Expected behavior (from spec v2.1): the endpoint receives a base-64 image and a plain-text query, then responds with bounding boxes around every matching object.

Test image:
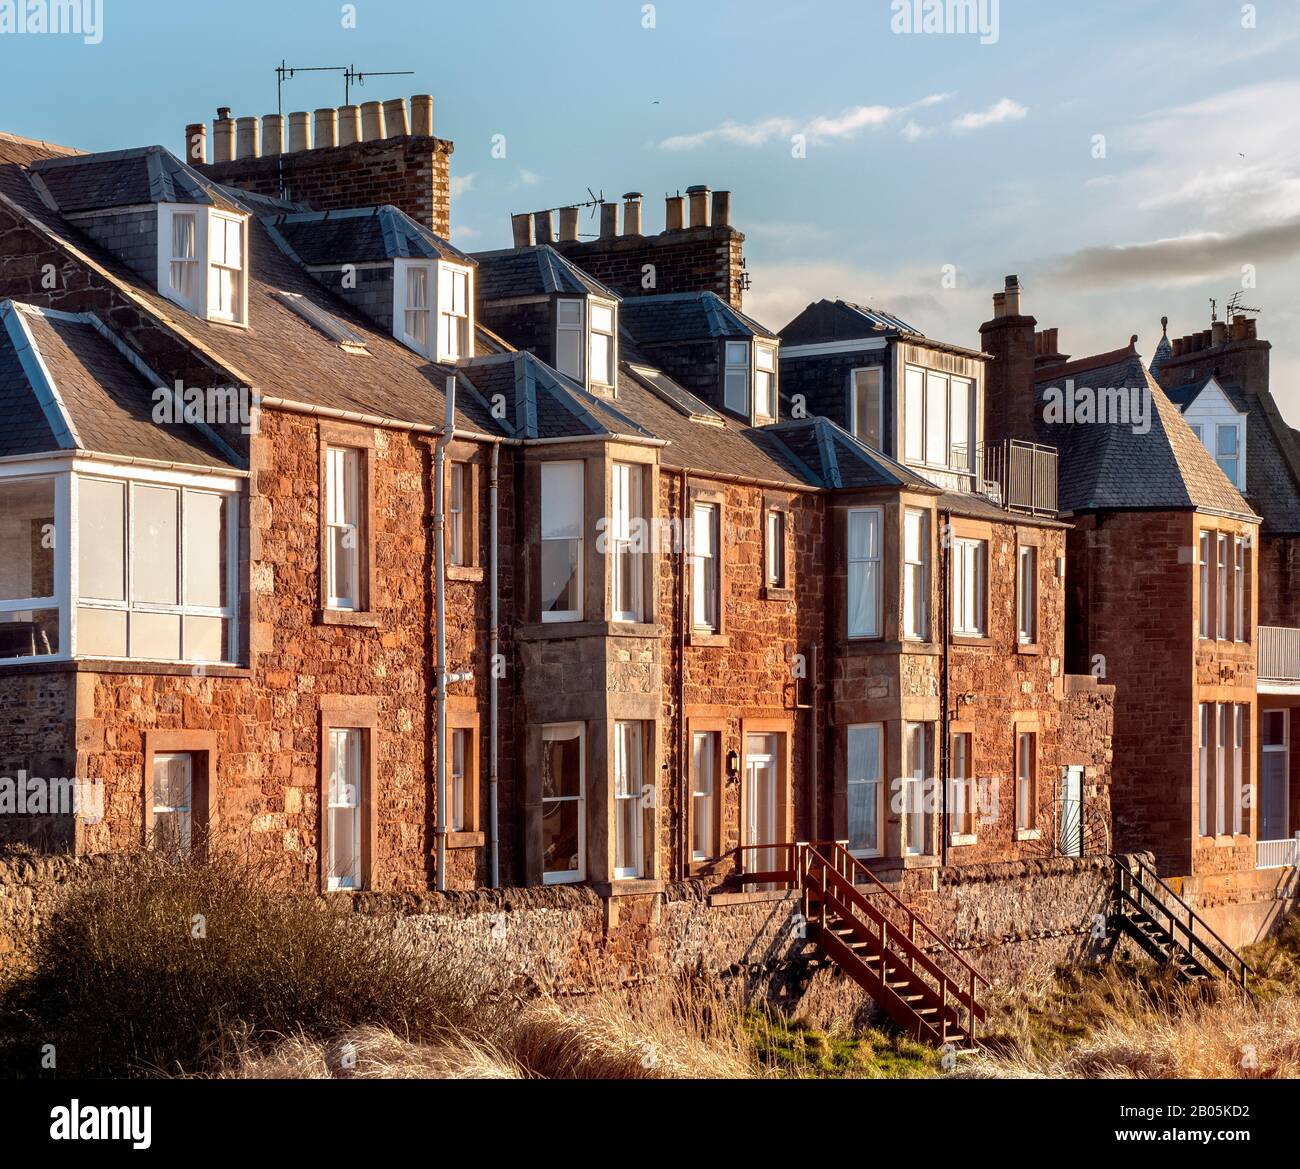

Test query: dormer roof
[30,146,243,214]
[619,291,776,346]
[262,205,476,268]
[471,244,620,301]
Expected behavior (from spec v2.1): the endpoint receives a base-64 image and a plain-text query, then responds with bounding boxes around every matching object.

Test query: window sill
[518,620,664,642]
[949,834,978,847]
[0,658,252,678]
[592,879,664,898]
[446,831,486,850]
[1016,642,1043,656]
[1015,828,1042,841]
[760,586,794,602]
[446,566,485,584]
[951,635,994,649]
[688,629,728,649]
[317,609,384,628]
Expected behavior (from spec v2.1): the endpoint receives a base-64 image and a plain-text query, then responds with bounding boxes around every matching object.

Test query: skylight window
[273,291,369,355]
[156,204,250,326]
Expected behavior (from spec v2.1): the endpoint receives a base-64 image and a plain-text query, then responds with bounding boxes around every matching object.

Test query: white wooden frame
[156,204,250,327]
[847,722,884,858]
[542,722,586,885]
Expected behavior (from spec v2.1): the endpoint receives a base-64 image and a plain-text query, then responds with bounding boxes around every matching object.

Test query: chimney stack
[533,210,554,243]
[1212,319,1228,346]
[599,201,619,239]
[213,111,236,163]
[1003,274,1023,317]
[686,184,710,228]
[184,122,207,166]
[711,189,731,228]
[979,274,1039,449]
[360,101,386,142]
[622,192,643,236]
[286,111,312,153]
[993,291,1007,317]
[559,206,580,242]
[410,94,435,136]
[383,98,410,137]
[313,108,339,149]
[511,213,535,249]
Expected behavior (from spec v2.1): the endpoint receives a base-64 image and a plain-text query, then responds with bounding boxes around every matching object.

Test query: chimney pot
[711,189,732,228]
[993,291,1007,317]
[665,193,685,232]
[1172,338,1184,357]
[383,98,410,137]
[360,101,387,142]
[599,201,619,239]
[286,111,312,153]
[313,108,339,149]
[686,184,710,228]
[338,105,362,146]
[184,122,208,166]
[235,116,261,160]
[511,213,536,249]
[622,192,643,236]
[261,114,284,157]
[1003,274,1022,316]
[559,206,580,242]
[410,94,435,136]
[1244,318,1258,341]
[1212,320,1228,345]
[212,114,237,163]
[533,210,554,243]
[216,106,232,121]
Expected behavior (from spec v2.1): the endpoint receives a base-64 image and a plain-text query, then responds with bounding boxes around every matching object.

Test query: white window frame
[1215,423,1242,489]
[449,462,467,568]
[556,299,586,383]
[1217,533,1231,642]
[395,259,433,355]
[588,299,617,389]
[72,467,239,665]
[1234,536,1246,643]
[610,462,644,623]
[903,508,928,641]
[1199,531,1213,639]
[437,262,473,363]
[847,723,884,858]
[846,506,883,640]
[151,751,194,854]
[754,342,777,421]
[1016,730,1037,832]
[691,502,720,632]
[952,537,987,638]
[541,461,584,623]
[614,720,646,880]
[1017,544,1038,645]
[1198,703,1211,838]
[0,471,67,664]
[1233,704,1245,836]
[325,447,361,611]
[326,727,364,891]
[156,204,249,326]
[724,341,751,416]
[765,508,786,589]
[450,727,469,833]
[949,731,976,841]
[902,722,932,857]
[542,722,586,885]
[690,730,718,862]
[850,366,884,450]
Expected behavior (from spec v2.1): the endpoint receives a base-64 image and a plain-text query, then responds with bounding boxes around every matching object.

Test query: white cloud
[951,98,1028,132]
[450,173,477,199]
[900,120,930,142]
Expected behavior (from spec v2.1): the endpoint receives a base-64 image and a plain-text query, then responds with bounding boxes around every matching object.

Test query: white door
[744,734,779,876]
[1060,765,1083,857]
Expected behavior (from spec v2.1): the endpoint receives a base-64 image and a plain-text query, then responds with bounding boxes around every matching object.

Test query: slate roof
[750,418,937,491]
[1149,318,1173,378]
[1166,374,1300,536]
[30,146,244,214]
[0,300,236,468]
[620,292,777,346]
[472,245,620,301]
[263,205,476,268]
[779,298,986,359]
[1033,347,1256,519]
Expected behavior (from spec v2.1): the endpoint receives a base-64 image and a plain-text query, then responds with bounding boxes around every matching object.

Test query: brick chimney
[979,275,1039,447]
[534,182,747,308]
[186,95,454,237]
[1151,311,1271,398]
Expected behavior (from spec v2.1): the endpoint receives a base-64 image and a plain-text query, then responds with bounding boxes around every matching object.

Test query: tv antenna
[1225,291,1261,320]
[275,60,415,114]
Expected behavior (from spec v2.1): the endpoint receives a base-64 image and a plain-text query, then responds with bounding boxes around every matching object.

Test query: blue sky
[4,0,1300,405]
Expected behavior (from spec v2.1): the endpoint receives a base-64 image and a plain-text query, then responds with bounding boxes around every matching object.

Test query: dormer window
[755,343,777,420]
[1181,378,1247,491]
[723,341,778,422]
[590,301,616,388]
[394,259,476,362]
[556,300,585,382]
[1216,424,1241,488]
[724,342,750,414]
[555,298,619,391]
[157,205,249,326]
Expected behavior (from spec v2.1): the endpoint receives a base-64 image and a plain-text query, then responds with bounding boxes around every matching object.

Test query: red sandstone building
[10,96,1270,946]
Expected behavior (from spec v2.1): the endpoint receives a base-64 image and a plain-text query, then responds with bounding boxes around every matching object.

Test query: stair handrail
[816,842,987,988]
[1113,854,1253,985]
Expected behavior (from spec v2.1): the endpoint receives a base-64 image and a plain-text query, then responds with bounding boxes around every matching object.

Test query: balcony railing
[1259,626,1300,683]
[1257,836,1300,870]
[977,440,1058,517]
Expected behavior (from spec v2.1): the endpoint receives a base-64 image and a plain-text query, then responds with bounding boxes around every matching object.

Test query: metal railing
[978,439,1058,517]
[1257,836,1300,869]
[1259,627,1300,682]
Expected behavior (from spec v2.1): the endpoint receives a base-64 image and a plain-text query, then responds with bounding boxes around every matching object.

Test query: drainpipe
[940,509,951,868]
[808,642,819,842]
[434,376,456,891]
[489,443,501,887]
[679,467,690,879]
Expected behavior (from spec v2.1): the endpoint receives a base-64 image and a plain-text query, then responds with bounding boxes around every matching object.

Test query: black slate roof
[751,418,938,491]
[620,292,777,346]
[30,146,244,214]
[1033,348,1255,519]
[262,205,476,268]
[472,245,619,301]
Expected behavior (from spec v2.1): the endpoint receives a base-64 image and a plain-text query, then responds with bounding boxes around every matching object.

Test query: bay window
[395,260,475,361]
[903,722,932,857]
[542,723,585,884]
[614,720,647,879]
[0,476,61,660]
[691,502,720,632]
[952,537,987,637]
[846,507,882,639]
[847,723,883,857]
[903,508,928,640]
[541,461,584,622]
[610,462,644,623]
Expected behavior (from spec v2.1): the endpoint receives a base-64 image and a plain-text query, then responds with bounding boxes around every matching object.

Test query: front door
[744,734,779,877]
[1060,765,1083,857]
